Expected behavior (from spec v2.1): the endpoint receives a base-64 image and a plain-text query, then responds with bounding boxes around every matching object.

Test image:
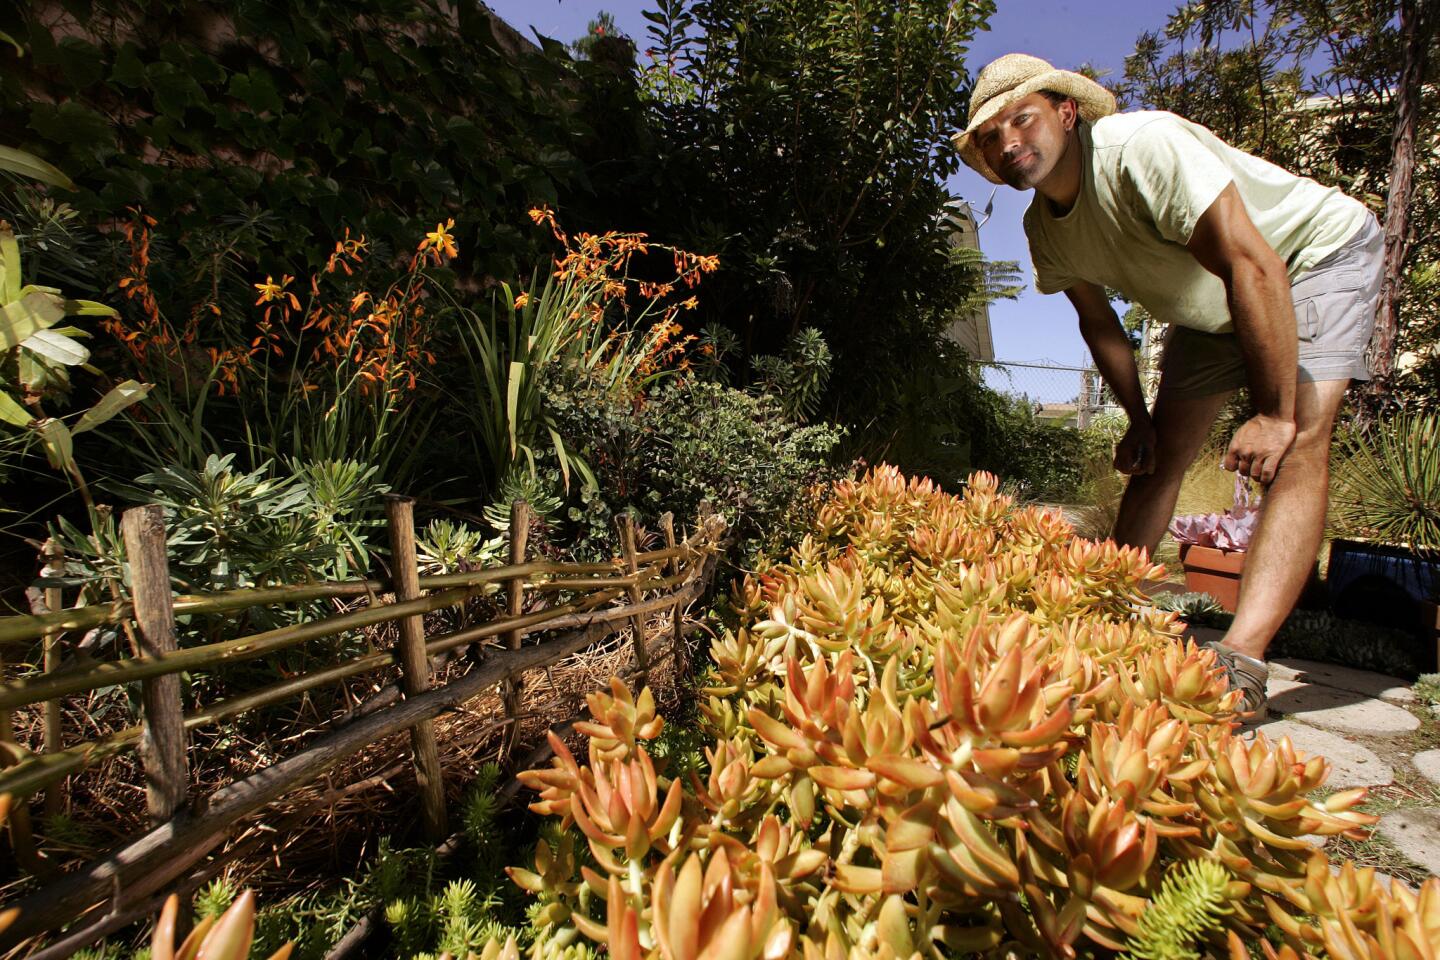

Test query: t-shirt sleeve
[1119,117,1233,245]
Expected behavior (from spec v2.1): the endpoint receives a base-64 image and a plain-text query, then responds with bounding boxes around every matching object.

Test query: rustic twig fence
[0,500,727,958]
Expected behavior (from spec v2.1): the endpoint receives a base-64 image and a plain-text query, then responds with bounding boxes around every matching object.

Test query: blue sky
[487,0,1182,367]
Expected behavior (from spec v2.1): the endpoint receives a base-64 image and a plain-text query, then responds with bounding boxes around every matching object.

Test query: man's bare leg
[1111,388,1236,554]
[1220,378,1350,661]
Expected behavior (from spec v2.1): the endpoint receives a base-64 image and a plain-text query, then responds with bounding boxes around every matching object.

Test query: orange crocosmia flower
[422,219,458,259]
[681,296,699,310]
[350,291,371,313]
[513,291,530,309]
[253,274,297,306]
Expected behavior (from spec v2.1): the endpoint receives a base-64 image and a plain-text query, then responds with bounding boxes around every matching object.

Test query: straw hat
[952,53,1117,184]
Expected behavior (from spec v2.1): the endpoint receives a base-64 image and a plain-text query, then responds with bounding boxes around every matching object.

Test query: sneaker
[1202,641,1270,721]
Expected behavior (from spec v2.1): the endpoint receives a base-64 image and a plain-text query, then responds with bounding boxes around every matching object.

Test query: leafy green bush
[972,392,1091,502]
[1415,673,1440,708]
[542,369,843,562]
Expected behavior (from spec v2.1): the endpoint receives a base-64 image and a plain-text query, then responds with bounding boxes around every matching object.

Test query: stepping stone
[1414,750,1440,788]
[1270,659,1415,704]
[1245,719,1393,789]
[1376,809,1440,879]
[1265,677,1419,735]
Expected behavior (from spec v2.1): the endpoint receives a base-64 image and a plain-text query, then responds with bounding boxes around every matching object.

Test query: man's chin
[999,170,1038,190]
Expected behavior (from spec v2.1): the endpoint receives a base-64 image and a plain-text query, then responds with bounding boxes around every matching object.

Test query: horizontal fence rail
[0,500,728,956]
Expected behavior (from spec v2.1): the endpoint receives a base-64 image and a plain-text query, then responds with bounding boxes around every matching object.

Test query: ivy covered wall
[1,0,626,286]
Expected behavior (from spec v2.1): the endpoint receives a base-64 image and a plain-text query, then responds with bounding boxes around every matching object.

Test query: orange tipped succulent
[504,466,1437,960]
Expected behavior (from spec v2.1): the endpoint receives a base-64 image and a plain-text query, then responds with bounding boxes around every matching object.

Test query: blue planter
[1328,537,1440,671]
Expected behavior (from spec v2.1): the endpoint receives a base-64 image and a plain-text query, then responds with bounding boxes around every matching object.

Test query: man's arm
[1064,281,1156,474]
[1185,182,1297,484]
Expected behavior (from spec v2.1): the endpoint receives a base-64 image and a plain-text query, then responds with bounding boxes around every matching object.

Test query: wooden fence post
[384,495,448,840]
[41,538,65,818]
[616,515,649,674]
[0,649,49,875]
[121,505,189,827]
[501,500,530,759]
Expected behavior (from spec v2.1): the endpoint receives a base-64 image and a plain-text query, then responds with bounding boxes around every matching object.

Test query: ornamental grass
[501,465,1437,960]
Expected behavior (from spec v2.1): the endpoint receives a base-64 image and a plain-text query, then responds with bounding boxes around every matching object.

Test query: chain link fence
[977,359,1123,429]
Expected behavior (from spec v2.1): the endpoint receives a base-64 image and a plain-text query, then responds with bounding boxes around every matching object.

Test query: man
[951,54,1383,718]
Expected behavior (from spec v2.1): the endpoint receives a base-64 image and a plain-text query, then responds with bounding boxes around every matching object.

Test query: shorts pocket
[1295,298,1319,343]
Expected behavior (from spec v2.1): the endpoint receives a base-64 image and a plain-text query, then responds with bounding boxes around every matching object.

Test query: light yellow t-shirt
[1023,110,1370,333]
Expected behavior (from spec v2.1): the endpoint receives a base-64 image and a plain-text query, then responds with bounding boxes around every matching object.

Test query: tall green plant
[456,270,599,497]
[636,0,1005,453]
[451,209,714,504]
[1331,408,1440,552]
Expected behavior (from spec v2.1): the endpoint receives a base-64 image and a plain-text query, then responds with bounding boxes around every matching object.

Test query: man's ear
[1059,97,1078,131]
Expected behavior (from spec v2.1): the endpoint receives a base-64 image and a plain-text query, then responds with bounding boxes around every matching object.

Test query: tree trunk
[1367,0,1433,390]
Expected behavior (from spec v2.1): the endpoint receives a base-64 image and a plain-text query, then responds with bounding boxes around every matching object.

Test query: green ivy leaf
[228,69,283,115]
[111,43,147,87]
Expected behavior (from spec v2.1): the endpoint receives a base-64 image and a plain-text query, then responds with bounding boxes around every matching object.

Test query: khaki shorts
[1159,214,1384,398]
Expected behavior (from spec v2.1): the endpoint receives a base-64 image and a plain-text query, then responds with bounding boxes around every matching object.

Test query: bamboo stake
[660,513,684,664]
[616,515,648,674]
[384,495,447,840]
[0,584,477,712]
[0,613,634,949]
[0,649,48,876]
[0,517,724,809]
[121,505,188,827]
[40,539,64,818]
[0,579,679,804]
[501,500,530,759]
[635,544,688,564]
[0,561,627,648]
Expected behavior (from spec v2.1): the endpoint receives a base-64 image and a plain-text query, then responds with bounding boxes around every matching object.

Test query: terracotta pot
[1178,543,1246,612]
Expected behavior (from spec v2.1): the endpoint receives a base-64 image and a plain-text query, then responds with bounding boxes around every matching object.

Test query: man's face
[975,93,1077,190]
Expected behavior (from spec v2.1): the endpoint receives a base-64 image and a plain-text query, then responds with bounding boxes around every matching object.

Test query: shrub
[543,371,844,562]
[496,466,1435,960]
[973,392,1091,502]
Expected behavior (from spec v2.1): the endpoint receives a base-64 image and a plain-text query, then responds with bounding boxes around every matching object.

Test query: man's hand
[1224,414,1296,484]
[1114,417,1158,475]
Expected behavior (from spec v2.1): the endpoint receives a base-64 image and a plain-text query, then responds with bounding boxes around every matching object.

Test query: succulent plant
[148,890,292,960]
[1170,474,1261,551]
[502,466,1437,960]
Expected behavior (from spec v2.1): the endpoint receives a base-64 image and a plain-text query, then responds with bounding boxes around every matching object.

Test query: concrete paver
[1377,809,1440,879]
[1246,719,1394,789]
[1265,677,1420,735]
[1269,659,1415,704]
[1413,750,1440,789]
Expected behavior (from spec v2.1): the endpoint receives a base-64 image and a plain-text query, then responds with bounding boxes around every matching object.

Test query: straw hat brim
[952,70,1116,184]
